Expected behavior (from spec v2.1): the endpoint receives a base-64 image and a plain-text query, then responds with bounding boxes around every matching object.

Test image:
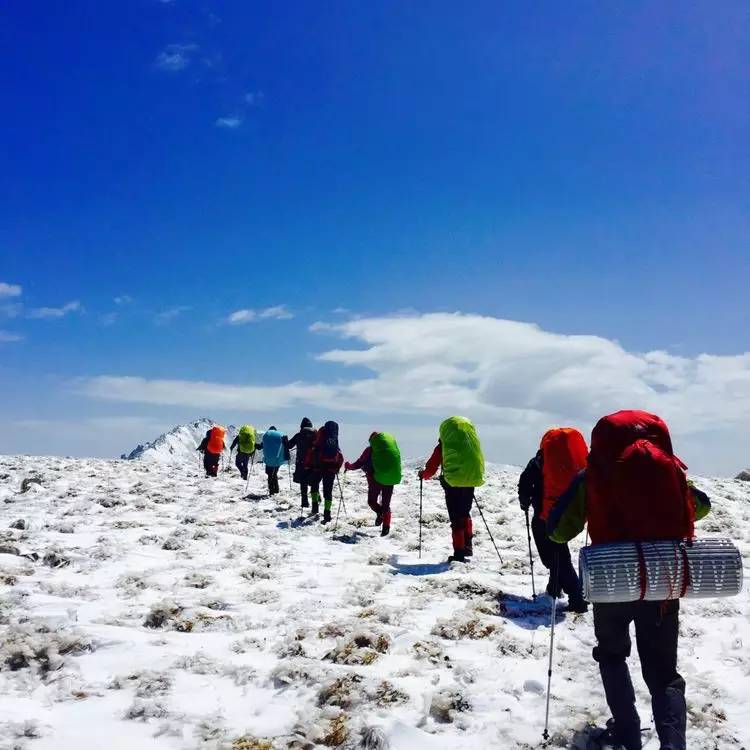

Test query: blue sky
[1,1,748,472]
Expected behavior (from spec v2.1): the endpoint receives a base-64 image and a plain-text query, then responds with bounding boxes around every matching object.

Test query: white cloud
[0,330,23,343]
[215,116,243,129]
[226,305,293,325]
[244,91,264,106]
[114,295,134,306]
[27,300,81,320]
[73,312,750,474]
[0,282,22,298]
[155,306,190,325]
[154,44,197,72]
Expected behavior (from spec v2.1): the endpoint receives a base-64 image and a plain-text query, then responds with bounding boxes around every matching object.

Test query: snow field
[1,455,749,749]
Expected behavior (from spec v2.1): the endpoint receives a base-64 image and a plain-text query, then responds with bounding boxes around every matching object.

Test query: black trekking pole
[525,508,537,600]
[542,549,560,742]
[474,494,503,564]
[336,474,348,517]
[287,459,293,491]
[418,477,423,559]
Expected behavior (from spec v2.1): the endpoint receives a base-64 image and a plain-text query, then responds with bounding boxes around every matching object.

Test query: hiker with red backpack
[518,428,588,613]
[197,425,226,478]
[419,416,484,563]
[345,432,402,537]
[288,418,317,511]
[547,410,711,750]
[304,420,344,522]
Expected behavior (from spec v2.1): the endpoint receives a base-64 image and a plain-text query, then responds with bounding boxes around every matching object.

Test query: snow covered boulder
[735,469,750,481]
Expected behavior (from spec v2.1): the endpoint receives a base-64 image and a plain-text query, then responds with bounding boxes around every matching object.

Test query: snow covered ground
[1,450,749,749]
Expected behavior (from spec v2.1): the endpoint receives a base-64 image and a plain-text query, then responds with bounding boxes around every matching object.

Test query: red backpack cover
[206,426,226,454]
[540,428,589,521]
[587,410,694,544]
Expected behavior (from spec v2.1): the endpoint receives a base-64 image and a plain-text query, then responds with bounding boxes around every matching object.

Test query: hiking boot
[301,498,310,509]
[375,513,383,527]
[546,582,562,599]
[322,509,332,524]
[380,525,390,537]
[596,718,641,750]
[463,543,473,557]
[310,501,319,516]
[448,552,468,563]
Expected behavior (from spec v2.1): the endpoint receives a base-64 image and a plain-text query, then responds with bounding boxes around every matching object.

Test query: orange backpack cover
[206,426,226,454]
[540,428,588,520]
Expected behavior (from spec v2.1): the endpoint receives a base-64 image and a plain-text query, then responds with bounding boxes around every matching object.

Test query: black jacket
[518,452,543,515]
[288,426,316,467]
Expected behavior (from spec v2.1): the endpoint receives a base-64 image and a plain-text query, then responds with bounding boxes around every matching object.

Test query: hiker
[345,431,402,536]
[230,424,257,481]
[518,428,588,613]
[260,426,290,496]
[288,418,317,511]
[418,416,484,562]
[197,425,226,478]
[304,420,344,522]
[547,410,711,750]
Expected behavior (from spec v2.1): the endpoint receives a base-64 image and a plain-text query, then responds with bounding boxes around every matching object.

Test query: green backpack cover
[238,425,256,454]
[439,416,484,487]
[369,432,402,486]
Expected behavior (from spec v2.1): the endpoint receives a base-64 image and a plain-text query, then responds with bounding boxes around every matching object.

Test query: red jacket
[421,444,442,480]
[346,446,373,476]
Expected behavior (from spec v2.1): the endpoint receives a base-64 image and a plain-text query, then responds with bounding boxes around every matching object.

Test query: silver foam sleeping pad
[579,538,743,603]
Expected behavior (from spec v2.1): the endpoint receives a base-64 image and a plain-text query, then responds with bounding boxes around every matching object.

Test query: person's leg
[462,490,474,556]
[265,466,274,495]
[635,601,686,750]
[367,478,382,519]
[557,542,586,610]
[380,485,393,535]
[300,482,309,508]
[593,603,642,750]
[532,515,561,596]
[309,474,321,515]
[273,467,281,494]
[236,452,249,480]
[321,473,335,522]
[442,480,466,561]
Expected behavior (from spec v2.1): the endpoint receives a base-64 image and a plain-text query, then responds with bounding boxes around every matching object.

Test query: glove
[344,462,352,471]
[518,497,530,512]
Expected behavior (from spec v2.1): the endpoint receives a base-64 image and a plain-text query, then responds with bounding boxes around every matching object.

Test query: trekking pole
[332,480,344,535]
[336,474,348,517]
[250,452,256,475]
[525,508,537,600]
[418,478,423,559]
[287,460,293,491]
[543,549,560,742]
[474,494,503,564]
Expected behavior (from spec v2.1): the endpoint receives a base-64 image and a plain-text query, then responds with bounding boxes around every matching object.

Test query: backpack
[238,425,256,454]
[587,410,694,545]
[369,432,402,486]
[539,428,588,521]
[439,416,484,488]
[206,426,226,454]
[262,429,286,468]
[306,421,342,472]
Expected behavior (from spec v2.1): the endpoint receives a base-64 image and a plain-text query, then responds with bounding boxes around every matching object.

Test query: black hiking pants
[266,466,280,495]
[235,451,252,480]
[593,600,685,750]
[203,451,220,477]
[531,514,583,603]
[309,473,336,511]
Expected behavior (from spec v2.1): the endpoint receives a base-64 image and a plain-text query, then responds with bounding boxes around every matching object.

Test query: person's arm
[283,435,291,462]
[518,456,541,511]
[419,444,442,480]
[230,436,238,451]
[197,437,208,452]
[288,432,299,451]
[345,447,371,472]
[688,481,711,521]
[547,470,587,543]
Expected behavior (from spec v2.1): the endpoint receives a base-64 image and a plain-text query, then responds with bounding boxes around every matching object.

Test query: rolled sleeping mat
[579,538,743,603]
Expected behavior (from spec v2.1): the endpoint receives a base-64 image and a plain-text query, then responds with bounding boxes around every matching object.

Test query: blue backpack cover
[262,429,286,468]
